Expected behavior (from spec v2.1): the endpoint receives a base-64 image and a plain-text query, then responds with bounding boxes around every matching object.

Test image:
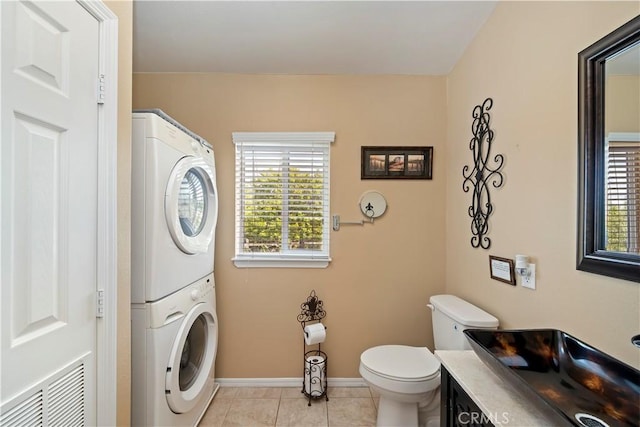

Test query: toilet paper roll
[304,355,326,396]
[304,323,326,345]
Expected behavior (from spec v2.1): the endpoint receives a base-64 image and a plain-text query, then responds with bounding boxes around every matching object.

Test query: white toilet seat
[359,345,441,397]
[360,345,440,382]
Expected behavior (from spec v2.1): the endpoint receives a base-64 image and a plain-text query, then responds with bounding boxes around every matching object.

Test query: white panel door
[1,1,100,424]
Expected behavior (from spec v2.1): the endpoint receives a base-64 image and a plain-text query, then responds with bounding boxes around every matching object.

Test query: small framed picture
[489,255,515,285]
[361,146,433,179]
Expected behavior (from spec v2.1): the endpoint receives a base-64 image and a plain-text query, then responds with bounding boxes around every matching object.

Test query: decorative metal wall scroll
[462,98,504,249]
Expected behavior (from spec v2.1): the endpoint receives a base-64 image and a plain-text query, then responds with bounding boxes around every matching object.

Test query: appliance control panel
[190,277,214,301]
[146,273,215,328]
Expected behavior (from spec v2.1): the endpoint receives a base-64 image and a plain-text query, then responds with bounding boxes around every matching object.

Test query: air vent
[0,361,85,427]
[0,391,43,427]
[48,364,85,427]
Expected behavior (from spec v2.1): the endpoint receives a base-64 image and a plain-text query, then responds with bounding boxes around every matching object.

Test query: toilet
[359,295,499,427]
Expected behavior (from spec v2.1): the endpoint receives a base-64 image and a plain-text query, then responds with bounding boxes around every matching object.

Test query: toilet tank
[428,295,499,350]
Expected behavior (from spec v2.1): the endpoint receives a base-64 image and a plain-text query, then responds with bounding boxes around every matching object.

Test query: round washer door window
[165,303,218,414]
[165,156,217,254]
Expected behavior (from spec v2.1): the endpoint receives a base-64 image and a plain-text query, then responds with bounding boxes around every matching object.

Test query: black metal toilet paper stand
[297,290,328,406]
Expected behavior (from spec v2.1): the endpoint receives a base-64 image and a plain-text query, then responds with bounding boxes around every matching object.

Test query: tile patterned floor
[198,387,380,427]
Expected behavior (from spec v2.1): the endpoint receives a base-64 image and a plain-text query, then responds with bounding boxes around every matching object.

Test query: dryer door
[165,302,218,414]
[165,155,217,254]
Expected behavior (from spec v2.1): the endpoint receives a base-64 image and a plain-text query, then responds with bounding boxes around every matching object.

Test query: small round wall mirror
[359,191,387,219]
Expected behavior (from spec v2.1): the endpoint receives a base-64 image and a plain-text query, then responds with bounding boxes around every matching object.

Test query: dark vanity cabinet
[441,367,494,427]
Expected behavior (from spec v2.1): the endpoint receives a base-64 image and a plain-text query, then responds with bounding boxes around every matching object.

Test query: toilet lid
[360,345,440,382]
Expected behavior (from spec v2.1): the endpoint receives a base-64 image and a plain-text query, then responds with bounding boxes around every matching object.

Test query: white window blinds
[232,132,334,268]
[606,135,640,253]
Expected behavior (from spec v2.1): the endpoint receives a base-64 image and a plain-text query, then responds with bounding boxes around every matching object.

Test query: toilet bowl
[359,345,440,427]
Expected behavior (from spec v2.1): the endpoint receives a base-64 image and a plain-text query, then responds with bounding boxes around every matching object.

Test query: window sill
[232,255,331,269]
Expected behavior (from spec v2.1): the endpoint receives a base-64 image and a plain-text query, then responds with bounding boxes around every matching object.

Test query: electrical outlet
[522,264,536,290]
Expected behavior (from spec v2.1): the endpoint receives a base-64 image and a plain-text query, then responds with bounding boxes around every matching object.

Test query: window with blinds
[605,135,640,253]
[232,132,335,268]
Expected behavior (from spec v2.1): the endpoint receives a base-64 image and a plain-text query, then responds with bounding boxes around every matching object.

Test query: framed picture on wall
[361,146,433,179]
[489,255,515,286]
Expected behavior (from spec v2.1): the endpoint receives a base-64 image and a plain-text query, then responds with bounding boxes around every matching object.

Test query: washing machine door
[165,301,218,414]
[165,155,217,254]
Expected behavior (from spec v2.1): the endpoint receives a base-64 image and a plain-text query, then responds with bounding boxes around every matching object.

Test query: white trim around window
[232,132,335,268]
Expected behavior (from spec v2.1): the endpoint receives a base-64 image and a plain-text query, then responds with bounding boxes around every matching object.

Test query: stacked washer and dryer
[131,110,219,426]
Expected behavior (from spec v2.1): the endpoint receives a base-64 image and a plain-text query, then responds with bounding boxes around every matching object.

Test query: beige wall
[105,0,132,424]
[133,74,447,377]
[446,1,640,368]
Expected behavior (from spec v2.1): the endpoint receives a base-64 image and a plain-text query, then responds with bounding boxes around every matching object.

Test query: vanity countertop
[435,350,558,427]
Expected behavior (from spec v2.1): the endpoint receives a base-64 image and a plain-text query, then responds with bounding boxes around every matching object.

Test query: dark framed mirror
[577,15,640,283]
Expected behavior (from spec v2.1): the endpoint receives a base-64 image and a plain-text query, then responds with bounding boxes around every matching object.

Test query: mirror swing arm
[577,15,640,282]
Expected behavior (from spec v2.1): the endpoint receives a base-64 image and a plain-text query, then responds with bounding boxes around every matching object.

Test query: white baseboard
[217,377,367,388]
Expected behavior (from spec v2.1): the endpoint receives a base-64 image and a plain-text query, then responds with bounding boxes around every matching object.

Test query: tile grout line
[274,395,281,427]
[221,394,233,427]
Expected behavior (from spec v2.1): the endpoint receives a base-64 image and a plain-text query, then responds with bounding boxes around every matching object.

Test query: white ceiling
[133,1,498,75]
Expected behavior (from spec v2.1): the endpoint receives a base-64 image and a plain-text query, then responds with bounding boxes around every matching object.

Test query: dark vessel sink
[464,329,640,427]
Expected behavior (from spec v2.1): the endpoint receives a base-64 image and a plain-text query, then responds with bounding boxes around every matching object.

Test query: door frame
[77,1,118,426]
